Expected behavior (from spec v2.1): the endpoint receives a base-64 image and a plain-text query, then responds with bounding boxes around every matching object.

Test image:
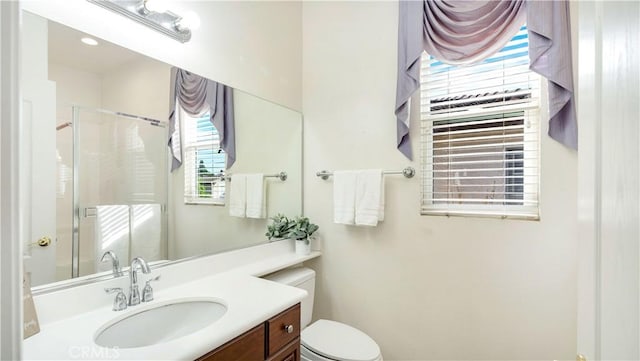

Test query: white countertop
[23,241,320,360]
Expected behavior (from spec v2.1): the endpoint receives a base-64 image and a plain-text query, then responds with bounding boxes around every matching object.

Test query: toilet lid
[301,320,381,361]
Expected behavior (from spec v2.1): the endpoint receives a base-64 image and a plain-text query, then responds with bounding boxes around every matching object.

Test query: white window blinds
[183,110,226,204]
[420,26,541,219]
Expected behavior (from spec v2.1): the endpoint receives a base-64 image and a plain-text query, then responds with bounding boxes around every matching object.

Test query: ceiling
[48,20,146,74]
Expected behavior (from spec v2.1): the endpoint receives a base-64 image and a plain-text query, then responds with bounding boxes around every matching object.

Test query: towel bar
[316,167,415,180]
[225,172,288,182]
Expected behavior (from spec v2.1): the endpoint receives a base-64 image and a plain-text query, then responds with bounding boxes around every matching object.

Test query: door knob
[577,354,587,361]
[37,236,52,247]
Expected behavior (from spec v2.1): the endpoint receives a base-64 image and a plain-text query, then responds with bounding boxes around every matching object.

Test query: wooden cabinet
[196,325,265,361]
[196,303,300,361]
[267,339,300,361]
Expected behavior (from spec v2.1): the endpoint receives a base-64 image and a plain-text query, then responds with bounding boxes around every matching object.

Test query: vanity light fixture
[87,0,193,43]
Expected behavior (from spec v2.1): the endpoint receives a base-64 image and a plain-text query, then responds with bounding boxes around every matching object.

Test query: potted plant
[287,216,319,255]
[265,214,294,241]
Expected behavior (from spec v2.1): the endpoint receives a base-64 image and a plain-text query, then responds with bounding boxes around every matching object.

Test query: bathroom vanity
[23,241,318,360]
[197,304,300,361]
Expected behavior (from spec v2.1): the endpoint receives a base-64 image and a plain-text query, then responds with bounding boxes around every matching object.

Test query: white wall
[302,2,578,360]
[49,63,102,123]
[21,0,302,112]
[101,58,171,121]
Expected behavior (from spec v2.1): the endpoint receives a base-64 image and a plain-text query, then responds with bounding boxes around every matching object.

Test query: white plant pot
[295,239,311,255]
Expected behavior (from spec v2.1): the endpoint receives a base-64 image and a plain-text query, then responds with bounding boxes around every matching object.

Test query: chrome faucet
[100,251,123,277]
[128,257,151,306]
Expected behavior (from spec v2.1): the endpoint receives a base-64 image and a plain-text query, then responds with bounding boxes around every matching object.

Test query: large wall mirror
[22,11,303,291]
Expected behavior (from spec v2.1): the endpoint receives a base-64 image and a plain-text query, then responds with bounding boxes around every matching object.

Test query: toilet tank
[264,267,315,329]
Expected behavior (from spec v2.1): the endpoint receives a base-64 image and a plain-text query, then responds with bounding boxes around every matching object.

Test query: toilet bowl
[264,267,383,361]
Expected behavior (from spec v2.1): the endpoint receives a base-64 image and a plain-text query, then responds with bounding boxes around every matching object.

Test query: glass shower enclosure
[57,107,168,280]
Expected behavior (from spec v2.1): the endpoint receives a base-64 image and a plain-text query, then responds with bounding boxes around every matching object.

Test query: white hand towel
[333,170,357,224]
[130,204,162,260]
[355,169,383,226]
[246,173,266,219]
[229,174,247,217]
[95,205,130,273]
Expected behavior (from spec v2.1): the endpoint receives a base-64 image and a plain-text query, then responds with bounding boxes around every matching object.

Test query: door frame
[0,1,24,359]
[576,1,601,359]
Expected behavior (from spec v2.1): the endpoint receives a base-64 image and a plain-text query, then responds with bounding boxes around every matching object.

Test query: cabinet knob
[284,324,294,334]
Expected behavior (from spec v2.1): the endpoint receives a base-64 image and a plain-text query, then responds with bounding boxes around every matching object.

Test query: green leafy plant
[265,214,294,240]
[265,215,320,244]
[287,216,319,245]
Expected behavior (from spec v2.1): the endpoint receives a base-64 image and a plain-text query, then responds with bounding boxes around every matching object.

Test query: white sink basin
[94,298,227,348]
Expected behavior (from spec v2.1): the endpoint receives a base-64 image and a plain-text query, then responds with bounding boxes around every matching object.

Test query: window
[183,110,226,204]
[420,26,540,219]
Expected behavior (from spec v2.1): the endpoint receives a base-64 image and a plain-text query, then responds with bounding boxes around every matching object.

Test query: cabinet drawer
[196,325,265,361]
[266,304,301,357]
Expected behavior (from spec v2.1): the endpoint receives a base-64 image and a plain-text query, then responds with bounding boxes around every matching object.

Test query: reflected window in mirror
[183,111,226,205]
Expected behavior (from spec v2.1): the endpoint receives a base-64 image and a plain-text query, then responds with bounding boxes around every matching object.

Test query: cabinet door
[267,338,300,361]
[196,325,265,361]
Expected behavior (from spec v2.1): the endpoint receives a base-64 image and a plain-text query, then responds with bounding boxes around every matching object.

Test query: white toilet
[265,267,383,361]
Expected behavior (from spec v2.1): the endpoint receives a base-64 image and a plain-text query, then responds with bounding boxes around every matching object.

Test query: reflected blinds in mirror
[183,110,226,204]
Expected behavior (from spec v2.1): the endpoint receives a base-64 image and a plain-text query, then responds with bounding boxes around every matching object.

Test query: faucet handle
[142,275,160,303]
[105,287,127,311]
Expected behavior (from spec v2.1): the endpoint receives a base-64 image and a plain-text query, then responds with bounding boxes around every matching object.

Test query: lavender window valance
[527,0,577,149]
[168,67,236,172]
[395,0,577,160]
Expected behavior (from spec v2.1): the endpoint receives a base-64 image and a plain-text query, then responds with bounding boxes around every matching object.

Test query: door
[21,12,57,286]
[577,1,640,359]
[74,107,168,276]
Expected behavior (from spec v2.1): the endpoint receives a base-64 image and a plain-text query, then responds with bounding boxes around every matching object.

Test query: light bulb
[175,11,200,32]
[144,0,169,13]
